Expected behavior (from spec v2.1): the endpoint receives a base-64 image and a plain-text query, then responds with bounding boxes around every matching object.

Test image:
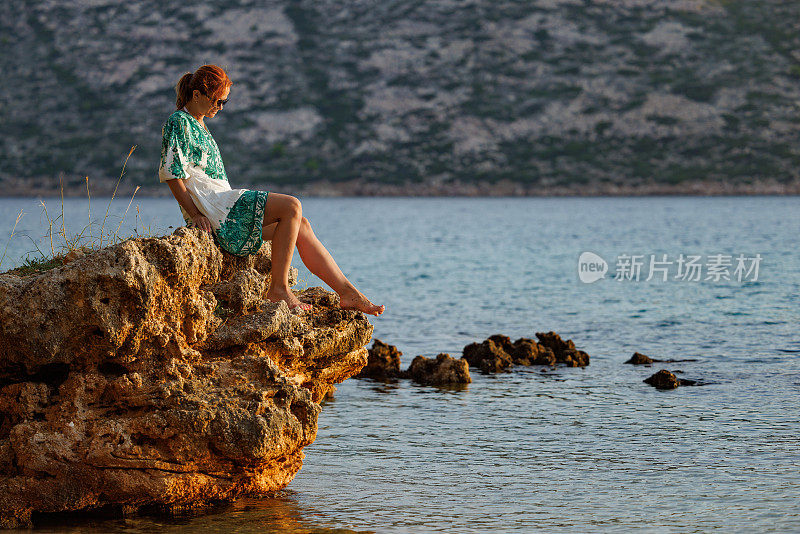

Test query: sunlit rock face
[0,228,372,528]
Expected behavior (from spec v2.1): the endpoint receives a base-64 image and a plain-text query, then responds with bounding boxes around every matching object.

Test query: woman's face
[193,86,230,118]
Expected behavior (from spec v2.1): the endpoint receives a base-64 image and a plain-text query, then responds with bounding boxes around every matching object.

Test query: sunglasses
[202,91,228,109]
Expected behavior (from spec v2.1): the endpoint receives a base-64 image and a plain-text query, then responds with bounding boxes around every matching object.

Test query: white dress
[158,110,269,256]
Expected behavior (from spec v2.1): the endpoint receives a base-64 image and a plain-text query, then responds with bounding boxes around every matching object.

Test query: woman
[159,64,384,316]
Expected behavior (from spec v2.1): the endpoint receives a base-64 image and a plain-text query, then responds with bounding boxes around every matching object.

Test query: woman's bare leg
[261,193,311,310]
[262,214,384,316]
[295,217,384,315]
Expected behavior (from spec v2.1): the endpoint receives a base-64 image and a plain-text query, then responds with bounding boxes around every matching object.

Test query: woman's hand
[166,179,212,234]
[191,214,213,233]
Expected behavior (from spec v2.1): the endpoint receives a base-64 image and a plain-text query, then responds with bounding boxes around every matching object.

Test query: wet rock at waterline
[356,339,404,380]
[407,353,471,386]
[355,331,593,388]
[0,228,373,528]
[506,338,556,366]
[535,331,591,367]
[461,331,590,373]
[625,352,699,365]
[462,339,515,373]
[626,352,655,365]
[643,370,700,389]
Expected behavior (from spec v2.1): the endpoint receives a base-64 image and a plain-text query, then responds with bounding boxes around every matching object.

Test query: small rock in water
[356,339,404,380]
[461,338,514,374]
[407,353,471,386]
[508,337,556,366]
[536,331,590,367]
[625,352,654,365]
[625,351,699,364]
[486,334,514,353]
[644,369,680,389]
[643,369,700,389]
[461,331,590,373]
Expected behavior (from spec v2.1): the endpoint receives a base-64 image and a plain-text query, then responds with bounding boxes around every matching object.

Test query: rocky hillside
[3,0,800,195]
[0,229,372,527]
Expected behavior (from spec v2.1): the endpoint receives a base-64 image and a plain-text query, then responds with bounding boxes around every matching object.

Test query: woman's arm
[166,178,212,233]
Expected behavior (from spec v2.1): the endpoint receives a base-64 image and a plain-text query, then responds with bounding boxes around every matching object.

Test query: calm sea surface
[1,196,798,533]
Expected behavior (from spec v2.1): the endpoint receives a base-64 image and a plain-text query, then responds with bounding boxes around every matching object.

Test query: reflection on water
[27,493,374,534]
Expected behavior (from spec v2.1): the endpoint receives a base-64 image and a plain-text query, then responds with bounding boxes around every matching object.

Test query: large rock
[0,228,373,528]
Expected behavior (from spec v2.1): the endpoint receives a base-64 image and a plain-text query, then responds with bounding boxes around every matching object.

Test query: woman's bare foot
[339,289,385,316]
[266,287,313,312]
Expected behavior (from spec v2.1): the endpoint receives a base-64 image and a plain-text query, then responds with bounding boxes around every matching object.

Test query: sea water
[1,196,798,533]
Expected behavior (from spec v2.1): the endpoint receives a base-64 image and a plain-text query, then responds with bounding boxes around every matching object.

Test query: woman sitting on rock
[159,64,384,316]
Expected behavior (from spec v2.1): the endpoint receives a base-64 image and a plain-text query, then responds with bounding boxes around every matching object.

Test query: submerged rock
[625,352,699,365]
[0,228,372,528]
[356,339,404,380]
[407,353,471,386]
[625,352,655,365]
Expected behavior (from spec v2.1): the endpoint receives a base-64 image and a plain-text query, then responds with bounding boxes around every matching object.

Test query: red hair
[174,65,233,110]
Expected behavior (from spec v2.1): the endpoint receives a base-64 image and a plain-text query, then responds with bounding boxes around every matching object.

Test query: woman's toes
[338,292,384,316]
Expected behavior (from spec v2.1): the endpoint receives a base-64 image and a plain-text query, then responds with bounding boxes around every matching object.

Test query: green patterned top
[159,110,227,182]
[158,109,269,257]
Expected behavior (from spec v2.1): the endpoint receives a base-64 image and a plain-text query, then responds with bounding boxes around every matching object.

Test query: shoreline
[1,177,799,198]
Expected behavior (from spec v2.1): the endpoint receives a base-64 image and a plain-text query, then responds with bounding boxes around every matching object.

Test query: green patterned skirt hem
[214,190,269,256]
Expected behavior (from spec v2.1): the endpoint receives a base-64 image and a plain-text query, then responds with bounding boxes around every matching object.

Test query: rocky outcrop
[0,228,372,528]
[355,340,470,386]
[358,332,590,386]
[462,332,590,373]
[355,339,404,380]
[406,354,470,386]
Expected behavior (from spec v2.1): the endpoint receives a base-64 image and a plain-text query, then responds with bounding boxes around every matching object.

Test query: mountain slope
[2,0,799,195]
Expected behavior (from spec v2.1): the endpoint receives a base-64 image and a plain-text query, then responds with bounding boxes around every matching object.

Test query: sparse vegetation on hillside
[2,0,799,195]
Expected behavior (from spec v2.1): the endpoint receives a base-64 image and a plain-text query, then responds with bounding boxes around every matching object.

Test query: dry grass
[0,146,156,274]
